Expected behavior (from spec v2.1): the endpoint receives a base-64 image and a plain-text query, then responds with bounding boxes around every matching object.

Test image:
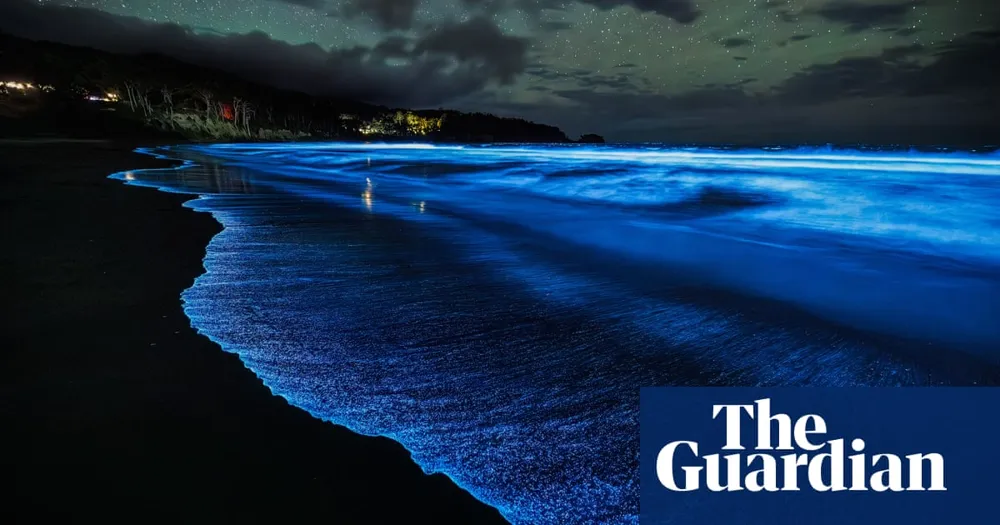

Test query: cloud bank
[0,0,528,107]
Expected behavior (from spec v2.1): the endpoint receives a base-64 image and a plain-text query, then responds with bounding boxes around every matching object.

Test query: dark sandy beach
[1,138,507,523]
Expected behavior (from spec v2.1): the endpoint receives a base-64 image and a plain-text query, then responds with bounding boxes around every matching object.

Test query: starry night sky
[3,0,999,143]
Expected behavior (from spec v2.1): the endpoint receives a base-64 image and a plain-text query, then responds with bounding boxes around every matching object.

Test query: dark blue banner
[640,388,1000,524]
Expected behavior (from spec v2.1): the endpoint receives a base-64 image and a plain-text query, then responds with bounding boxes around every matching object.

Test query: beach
[6,138,1000,524]
[1,139,507,523]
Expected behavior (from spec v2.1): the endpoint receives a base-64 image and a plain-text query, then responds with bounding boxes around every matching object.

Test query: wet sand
[1,139,507,523]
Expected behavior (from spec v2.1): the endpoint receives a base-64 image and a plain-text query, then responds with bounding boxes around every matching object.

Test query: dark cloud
[607,96,998,146]
[413,17,528,83]
[520,88,740,142]
[700,79,758,90]
[456,1,572,33]
[520,0,571,8]
[774,31,996,103]
[338,0,419,31]
[525,66,642,91]
[721,37,752,48]
[895,27,920,36]
[776,9,800,23]
[552,82,757,118]
[576,0,701,24]
[537,20,574,32]
[777,34,812,47]
[270,0,329,8]
[510,31,998,142]
[370,35,412,60]
[461,0,700,24]
[0,0,529,107]
[775,56,912,104]
[733,56,749,61]
[762,0,787,8]
[614,63,639,68]
[526,67,560,80]
[460,0,568,16]
[880,43,926,61]
[507,87,994,145]
[574,73,637,90]
[905,29,1000,97]
[274,0,420,31]
[813,0,925,33]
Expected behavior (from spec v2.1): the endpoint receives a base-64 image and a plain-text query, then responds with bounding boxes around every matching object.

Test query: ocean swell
[111,143,1000,524]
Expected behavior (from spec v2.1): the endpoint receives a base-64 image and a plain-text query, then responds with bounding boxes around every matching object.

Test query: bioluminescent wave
[112,143,1000,524]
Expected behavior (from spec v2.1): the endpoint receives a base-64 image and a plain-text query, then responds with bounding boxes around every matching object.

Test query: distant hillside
[0,33,588,144]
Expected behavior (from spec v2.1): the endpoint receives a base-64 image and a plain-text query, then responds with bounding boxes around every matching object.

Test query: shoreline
[3,138,508,523]
[120,143,513,518]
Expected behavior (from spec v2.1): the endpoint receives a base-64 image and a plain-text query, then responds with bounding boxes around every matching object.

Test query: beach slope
[1,139,507,523]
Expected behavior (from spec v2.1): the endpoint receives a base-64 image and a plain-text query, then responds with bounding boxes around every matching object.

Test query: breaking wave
[112,143,1000,524]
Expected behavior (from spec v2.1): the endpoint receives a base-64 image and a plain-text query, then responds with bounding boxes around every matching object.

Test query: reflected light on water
[363,177,374,210]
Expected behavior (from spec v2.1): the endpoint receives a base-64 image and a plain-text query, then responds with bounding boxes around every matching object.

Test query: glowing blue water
[112,143,1000,524]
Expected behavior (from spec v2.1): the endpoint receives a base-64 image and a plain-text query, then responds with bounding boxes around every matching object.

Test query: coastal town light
[1,81,36,91]
[1,81,55,94]
[86,92,120,102]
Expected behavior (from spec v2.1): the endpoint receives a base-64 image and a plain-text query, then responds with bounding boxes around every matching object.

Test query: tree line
[0,33,573,143]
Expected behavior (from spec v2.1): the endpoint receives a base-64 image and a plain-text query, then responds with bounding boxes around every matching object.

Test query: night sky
[3,0,999,143]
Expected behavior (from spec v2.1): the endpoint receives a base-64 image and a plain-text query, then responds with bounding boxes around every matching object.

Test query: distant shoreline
[3,119,996,153]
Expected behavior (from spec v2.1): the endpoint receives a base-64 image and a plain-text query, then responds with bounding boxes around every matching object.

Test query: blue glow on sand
[112,142,1000,524]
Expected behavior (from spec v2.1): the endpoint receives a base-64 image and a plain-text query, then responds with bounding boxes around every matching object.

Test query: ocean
[112,142,1000,524]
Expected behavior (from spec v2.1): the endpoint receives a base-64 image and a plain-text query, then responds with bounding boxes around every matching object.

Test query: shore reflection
[363,177,373,210]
